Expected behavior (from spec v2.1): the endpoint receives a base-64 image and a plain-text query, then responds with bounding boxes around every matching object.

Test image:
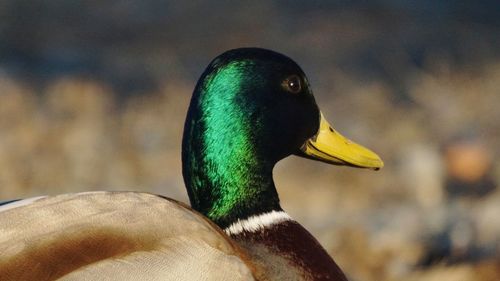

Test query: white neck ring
[224,210,292,236]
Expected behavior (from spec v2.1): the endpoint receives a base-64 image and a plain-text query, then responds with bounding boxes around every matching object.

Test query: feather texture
[0,192,256,281]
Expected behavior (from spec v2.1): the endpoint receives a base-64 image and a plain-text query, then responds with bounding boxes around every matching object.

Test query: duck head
[182,48,383,228]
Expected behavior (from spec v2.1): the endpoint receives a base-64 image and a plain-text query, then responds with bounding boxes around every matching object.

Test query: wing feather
[0,192,256,281]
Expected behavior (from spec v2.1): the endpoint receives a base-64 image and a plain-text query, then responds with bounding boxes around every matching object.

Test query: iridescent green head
[182,48,383,228]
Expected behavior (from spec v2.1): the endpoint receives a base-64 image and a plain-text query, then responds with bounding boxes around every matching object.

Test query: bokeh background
[1,1,499,280]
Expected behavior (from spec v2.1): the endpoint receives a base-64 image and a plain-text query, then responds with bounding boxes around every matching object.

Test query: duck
[0,48,383,281]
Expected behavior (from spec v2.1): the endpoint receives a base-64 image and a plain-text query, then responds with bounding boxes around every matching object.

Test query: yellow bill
[298,113,383,170]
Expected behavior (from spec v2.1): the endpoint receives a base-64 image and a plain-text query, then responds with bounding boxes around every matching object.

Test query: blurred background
[0,1,499,280]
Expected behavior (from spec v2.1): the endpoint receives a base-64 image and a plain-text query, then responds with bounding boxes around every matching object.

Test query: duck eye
[282,75,302,94]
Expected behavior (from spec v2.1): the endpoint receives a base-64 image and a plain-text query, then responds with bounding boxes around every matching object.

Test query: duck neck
[183,142,281,228]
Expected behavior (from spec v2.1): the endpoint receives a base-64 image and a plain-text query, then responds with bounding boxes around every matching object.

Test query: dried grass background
[0,2,499,280]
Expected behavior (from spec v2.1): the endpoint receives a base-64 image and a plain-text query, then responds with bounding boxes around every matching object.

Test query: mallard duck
[0,48,383,281]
